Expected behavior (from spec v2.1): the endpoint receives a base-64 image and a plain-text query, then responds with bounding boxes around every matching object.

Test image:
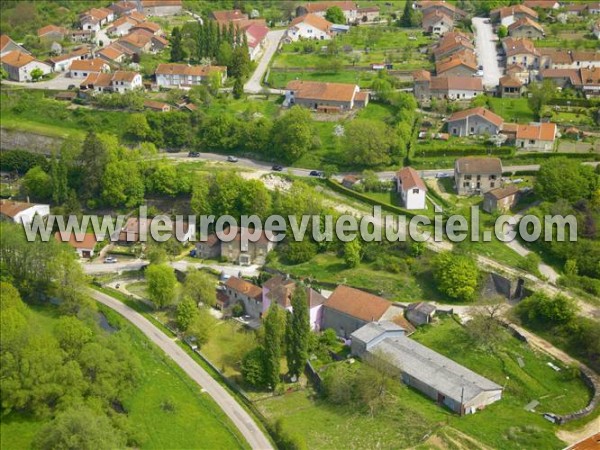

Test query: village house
[80,7,115,32]
[342,175,360,189]
[357,6,380,23]
[454,157,503,196]
[118,29,168,54]
[541,50,600,70]
[210,9,248,22]
[208,11,269,61]
[516,122,557,151]
[69,58,110,78]
[245,23,270,61]
[539,68,581,88]
[143,100,171,112]
[284,80,368,111]
[483,185,520,213]
[223,277,263,320]
[108,15,143,36]
[195,226,276,265]
[396,167,427,210]
[47,46,92,72]
[413,70,484,102]
[422,9,454,35]
[503,37,540,70]
[140,0,183,16]
[432,31,474,61]
[506,63,530,85]
[0,200,50,225]
[131,21,163,36]
[405,302,437,326]
[351,321,503,415]
[80,70,143,94]
[285,14,333,42]
[109,1,139,16]
[155,63,227,88]
[1,34,29,57]
[1,51,52,82]
[579,67,600,97]
[508,17,544,40]
[447,107,504,137]
[295,1,366,24]
[322,285,409,338]
[498,74,524,97]
[415,1,467,19]
[262,276,326,331]
[69,30,94,43]
[435,49,478,76]
[116,217,195,243]
[37,25,69,41]
[523,0,560,10]
[490,4,538,26]
[55,232,98,259]
[97,43,131,64]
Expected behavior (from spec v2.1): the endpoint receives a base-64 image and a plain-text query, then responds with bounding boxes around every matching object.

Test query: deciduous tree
[433,251,479,301]
[146,264,177,308]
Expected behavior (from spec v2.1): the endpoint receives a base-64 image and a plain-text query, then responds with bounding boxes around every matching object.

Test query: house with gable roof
[284,14,333,42]
[396,167,427,210]
[447,107,504,137]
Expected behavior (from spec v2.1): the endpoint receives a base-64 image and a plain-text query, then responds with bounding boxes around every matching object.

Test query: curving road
[90,288,273,450]
[245,29,286,94]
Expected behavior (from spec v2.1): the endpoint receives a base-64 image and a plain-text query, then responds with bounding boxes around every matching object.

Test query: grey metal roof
[406,302,437,315]
[375,336,502,404]
[351,321,404,344]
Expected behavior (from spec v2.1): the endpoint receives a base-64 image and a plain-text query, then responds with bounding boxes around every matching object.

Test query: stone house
[432,31,474,61]
[413,71,483,102]
[69,58,110,78]
[1,51,52,82]
[224,277,263,319]
[508,17,544,40]
[80,70,143,94]
[435,49,478,76]
[498,75,524,98]
[454,157,503,196]
[483,185,520,213]
[195,226,276,265]
[37,25,69,41]
[140,0,183,16]
[502,37,540,70]
[447,107,504,137]
[54,232,97,259]
[422,10,454,36]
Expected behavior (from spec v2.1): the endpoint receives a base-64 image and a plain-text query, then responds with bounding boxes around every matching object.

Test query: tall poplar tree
[286,286,310,379]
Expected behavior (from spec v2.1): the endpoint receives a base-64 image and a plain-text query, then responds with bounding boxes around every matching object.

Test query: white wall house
[285,14,332,42]
[0,200,50,225]
[1,51,52,82]
[397,167,427,210]
[69,58,110,78]
[515,123,557,151]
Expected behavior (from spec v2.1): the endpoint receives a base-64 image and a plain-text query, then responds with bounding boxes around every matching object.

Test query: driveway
[1,72,75,90]
[245,29,285,94]
[472,17,502,89]
[90,288,274,450]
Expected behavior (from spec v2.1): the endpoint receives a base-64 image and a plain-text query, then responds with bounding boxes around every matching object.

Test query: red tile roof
[503,37,539,57]
[226,276,262,299]
[1,50,35,68]
[429,75,483,91]
[38,25,69,37]
[0,200,39,217]
[447,107,504,128]
[70,58,108,72]
[435,49,477,74]
[397,167,427,191]
[516,122,556,141]
[455,157,502,174]
[155,63,226,76]
[211,10,248,22]
[413,69,431,82]
[485,185,519,200]
[324,285,391,322]
[290,13,333,33]
[286,80,358,102]
[55,232,97,250]
[508,17,544,33]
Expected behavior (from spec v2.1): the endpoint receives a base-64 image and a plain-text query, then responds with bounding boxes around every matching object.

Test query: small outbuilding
[405,302,437,326]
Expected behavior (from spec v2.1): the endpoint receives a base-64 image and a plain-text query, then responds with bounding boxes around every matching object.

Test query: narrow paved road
[472,17,502,89]
[90,288,274,450]
[245,29,285,94]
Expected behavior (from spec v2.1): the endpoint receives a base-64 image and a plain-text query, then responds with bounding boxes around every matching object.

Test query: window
[477,175,481,181]
[463,182,470,188]
[490,175,497,180]
[465,175,472,180]
[530,139,535,144]
[491,182,495,188]
[412,188,419,194]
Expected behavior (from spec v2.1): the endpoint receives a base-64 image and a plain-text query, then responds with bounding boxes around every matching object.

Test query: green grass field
[0,303,248,450]
[488,98,536,124]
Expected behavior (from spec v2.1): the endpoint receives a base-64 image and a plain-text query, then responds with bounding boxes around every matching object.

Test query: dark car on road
[188,151,200,157]
[309,170,323,177]
[272,165,284,171]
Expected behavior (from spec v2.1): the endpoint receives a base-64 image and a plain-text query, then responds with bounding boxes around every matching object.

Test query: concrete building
[413,71,484,102]
[454,157,503,196]
[396,167,427,210]
[1,51,52,82]
[447,107,504,137]
[351,322,503,415]
[515,122,557,151]
[0,200,50,225]
[483,185,520,213]
[155,63,227,88]
[284,80,368,111]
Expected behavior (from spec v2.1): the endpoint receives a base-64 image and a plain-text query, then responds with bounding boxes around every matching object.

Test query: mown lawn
[0,303,248,450]
[488,97,536,124]
[267,69,377,89]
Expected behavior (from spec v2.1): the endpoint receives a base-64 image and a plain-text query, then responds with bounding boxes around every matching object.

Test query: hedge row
[415,147,514,158]
[503,170,539,176]
[514,152,600,161]
[548,98,600,108]
[325,179,418,218]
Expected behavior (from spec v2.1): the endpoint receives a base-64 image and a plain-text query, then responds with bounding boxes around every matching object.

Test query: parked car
[227,155,238,162]
[272,164,284,171]
[436,172,451,178]
[188,151,200,157]
[309,170,323,177]
[104,256,118,264]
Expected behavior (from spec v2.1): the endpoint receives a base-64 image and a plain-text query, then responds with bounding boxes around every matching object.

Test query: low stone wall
[548,367,600,424]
